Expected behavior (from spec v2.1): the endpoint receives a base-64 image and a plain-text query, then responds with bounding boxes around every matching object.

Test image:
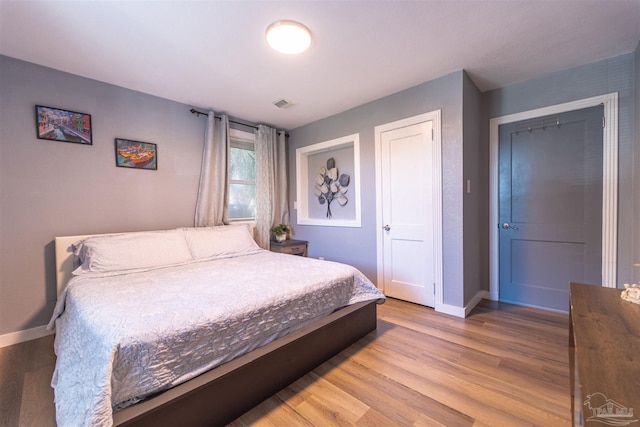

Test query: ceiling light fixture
[265,20,311,54]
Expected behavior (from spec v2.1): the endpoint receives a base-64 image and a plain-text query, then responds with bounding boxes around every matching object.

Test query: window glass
[229,183,256,220]
[228,130,256,220]
[230,145,255,181]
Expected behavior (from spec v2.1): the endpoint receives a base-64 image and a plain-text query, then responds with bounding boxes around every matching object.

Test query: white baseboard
[464,290,490,316]
[0,325,54,348]
[435,290,491,318]
[435,302,465,318]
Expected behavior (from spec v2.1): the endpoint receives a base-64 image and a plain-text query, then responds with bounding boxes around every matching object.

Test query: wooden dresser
[569,282,640,427]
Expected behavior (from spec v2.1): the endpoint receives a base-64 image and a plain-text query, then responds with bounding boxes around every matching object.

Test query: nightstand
[270,239,308,257]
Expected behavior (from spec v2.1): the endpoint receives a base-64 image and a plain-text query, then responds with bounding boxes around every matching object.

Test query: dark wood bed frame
[114,300,378,427]
[55,233,378,427]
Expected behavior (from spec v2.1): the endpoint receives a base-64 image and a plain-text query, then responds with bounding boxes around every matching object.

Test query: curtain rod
[189,108,287,136]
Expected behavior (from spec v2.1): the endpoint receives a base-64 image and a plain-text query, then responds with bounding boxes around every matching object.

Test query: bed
[48,224,385,427]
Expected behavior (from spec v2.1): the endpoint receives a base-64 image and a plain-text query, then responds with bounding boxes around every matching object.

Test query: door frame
[489,93,619,300]
[374,110,443,308]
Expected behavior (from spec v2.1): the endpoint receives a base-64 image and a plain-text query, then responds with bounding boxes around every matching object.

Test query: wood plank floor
[0,298,571,426]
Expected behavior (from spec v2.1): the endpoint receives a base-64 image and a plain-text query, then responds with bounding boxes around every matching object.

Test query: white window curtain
[255,125,289,249]
[194,111,230,227]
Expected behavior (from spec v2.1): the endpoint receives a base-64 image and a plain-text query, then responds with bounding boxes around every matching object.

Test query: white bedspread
[48,251,384,427]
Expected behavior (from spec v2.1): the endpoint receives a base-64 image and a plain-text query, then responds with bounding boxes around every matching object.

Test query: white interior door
[380,121,435,307]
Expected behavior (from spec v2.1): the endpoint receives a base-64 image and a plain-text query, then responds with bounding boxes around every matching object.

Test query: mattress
[48,250,385,427]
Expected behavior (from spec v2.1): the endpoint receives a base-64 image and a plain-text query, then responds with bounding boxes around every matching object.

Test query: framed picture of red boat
[36,105,92,145]
[115,138,157,170]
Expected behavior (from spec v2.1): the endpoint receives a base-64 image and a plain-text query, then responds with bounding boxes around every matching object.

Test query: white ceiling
[1,0,639,130]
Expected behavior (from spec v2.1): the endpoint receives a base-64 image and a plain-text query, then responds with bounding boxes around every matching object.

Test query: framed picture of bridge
[115,138,157,170]
[35,105,92,145]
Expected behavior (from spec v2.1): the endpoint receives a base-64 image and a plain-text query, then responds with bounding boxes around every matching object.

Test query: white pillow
[182,224,261,260]
[73,230,193,275]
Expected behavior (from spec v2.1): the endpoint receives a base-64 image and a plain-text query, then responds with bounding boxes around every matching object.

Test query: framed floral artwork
[296,134,361,227]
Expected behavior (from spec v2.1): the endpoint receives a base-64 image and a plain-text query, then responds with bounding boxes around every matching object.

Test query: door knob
[501,222,519,230]
[383,225,391,231]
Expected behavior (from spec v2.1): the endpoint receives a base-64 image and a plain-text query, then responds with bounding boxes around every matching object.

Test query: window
[228,129,256,220]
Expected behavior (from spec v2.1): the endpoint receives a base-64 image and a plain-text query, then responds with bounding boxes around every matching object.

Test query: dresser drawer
[270,240,308,257]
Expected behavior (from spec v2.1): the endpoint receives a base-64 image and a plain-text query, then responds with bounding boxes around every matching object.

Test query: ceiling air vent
[273,98,293,109]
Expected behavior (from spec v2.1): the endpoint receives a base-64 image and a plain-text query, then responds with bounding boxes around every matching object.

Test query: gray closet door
[499,105,603,311]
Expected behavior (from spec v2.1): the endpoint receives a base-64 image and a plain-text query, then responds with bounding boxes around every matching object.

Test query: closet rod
[515,116,561,135]
[189,108,288,136]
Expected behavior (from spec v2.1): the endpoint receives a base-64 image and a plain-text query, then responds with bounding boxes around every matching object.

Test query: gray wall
[2,48,638,335]
[484,52,637,287]
[0,56,206,334]
[288,71,469,308]
[462,71,488,304]
[289,51,639,310]
[635,42,640,283]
